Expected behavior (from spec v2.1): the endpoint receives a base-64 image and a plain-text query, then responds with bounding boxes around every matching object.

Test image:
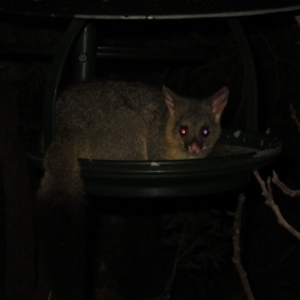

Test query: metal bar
[43,18,87,151]
[96,46,204,61]
[71,22,97,83]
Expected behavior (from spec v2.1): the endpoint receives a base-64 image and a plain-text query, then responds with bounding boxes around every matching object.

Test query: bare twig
[47,291,52,300]
[272,171,300,197]
[258,30,298,68]
[289,103,300,132]
[232,193,255,300]
[165,224,187,298]
[253,171,300,241]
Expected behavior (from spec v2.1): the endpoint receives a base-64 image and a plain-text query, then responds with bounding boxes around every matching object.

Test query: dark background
[1,5,300,300]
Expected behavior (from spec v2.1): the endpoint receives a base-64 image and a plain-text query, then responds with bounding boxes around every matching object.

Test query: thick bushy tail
[36,139,88,300]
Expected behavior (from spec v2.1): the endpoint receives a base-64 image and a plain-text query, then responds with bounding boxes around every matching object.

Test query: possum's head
[162,86,228,159]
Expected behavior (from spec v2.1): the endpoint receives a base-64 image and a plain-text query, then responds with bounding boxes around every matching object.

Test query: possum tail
[36,137,88,300]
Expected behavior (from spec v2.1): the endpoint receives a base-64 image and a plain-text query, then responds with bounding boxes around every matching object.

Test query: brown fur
[37,80,228,300]
[48,80,228,162]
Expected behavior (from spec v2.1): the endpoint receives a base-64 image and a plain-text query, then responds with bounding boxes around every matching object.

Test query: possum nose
[188,141,200,154]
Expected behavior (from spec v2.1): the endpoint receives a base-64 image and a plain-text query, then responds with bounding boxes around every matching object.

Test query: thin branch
[166,224,187,298]
[258,30,300,68]
[253,171,300,241]
[289,103,300,132]
[232,193,255,300]
[47,291,52,300]
[272,171,300,197]
[253,171,273,202]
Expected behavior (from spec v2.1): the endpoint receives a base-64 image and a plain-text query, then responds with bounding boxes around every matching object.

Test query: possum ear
[162,85,176,113]
[162,85,184,116]
[209,87,229,122]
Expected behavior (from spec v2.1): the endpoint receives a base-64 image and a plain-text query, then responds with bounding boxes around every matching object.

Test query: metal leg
[43,18,87,151]
[71,22,97,83]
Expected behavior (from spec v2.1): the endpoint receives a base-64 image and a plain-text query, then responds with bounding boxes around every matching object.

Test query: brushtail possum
[37,80,228,300]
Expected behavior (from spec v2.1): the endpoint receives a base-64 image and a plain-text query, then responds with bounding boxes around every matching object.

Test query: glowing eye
[179,126,188,136]
[201,126,210,137]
